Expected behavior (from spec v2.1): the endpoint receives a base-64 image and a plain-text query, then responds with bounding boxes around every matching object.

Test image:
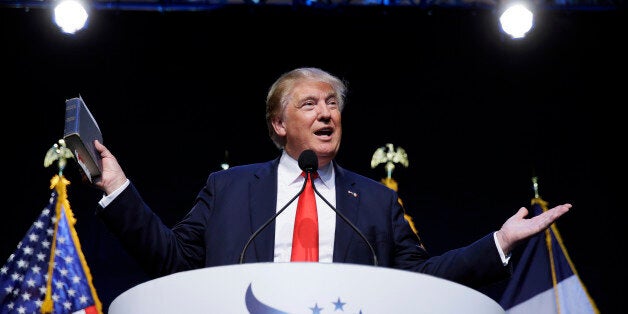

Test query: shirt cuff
[493,232,512,266]
[98,179,131,208]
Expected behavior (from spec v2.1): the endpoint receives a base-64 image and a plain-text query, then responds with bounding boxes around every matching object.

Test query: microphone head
[298,149,318,173]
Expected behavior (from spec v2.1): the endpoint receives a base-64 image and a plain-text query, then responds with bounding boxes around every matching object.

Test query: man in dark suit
[92,67,570,290]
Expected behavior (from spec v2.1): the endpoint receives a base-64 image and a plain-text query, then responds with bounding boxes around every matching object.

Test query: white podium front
[109,262,504,313]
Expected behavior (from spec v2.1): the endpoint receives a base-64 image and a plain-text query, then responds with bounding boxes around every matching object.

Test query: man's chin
[313,147,339,160]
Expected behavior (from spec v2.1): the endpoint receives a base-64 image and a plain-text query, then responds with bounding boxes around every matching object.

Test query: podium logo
[245,283,360,314]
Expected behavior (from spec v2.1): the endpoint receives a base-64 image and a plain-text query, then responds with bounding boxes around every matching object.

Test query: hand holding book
[63,96,103,183]
[92,140,130,195]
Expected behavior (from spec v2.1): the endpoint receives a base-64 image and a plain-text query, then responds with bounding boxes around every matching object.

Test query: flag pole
[41,139,103,314]
[371,143,424,249]
[41,175,66,313]
[531,176,540,199]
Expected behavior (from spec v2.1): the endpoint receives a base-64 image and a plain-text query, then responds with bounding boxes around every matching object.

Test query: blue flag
[0,175,102,314]
[499,198,599,314]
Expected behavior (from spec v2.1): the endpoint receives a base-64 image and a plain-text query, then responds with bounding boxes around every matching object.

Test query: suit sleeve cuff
[98,179,131,208]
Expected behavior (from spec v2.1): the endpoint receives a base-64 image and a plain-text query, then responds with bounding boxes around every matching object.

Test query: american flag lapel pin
[347,190,358,198]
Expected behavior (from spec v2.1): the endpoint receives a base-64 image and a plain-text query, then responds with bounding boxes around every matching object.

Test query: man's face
[271,79,342,167]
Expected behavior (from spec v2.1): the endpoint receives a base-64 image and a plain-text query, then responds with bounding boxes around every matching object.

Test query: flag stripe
[503,287,557,314]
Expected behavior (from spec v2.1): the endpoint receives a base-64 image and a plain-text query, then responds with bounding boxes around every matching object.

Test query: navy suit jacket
[97,156,510,289]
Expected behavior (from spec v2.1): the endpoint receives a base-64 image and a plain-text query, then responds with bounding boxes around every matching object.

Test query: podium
[109,262,505,313]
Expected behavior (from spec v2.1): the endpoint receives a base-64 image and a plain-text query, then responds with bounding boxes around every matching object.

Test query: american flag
[0,175,101,314]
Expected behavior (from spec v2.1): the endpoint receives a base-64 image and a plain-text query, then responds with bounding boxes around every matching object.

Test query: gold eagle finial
[44,139,75,176]
[371,143,409,179]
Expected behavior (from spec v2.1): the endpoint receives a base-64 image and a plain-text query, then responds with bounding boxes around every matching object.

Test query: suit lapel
[332,164,360,263]
[249,158,280,262]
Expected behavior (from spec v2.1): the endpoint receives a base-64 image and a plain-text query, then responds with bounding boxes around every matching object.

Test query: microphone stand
[238,177,308,264]
[312,180,379,267]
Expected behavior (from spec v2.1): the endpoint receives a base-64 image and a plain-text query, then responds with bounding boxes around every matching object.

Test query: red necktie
[291,171,319,262]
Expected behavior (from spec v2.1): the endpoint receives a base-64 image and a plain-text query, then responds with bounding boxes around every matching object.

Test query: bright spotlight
[499,3,534,39]
[54,0,89,34]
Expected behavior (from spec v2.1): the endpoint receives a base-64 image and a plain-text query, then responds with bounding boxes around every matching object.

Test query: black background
[1,4,624,312]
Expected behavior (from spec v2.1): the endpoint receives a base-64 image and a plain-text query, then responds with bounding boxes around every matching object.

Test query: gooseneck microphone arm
[238,178,308,264]
[239,149,318,264]
[312,183,379,267]
[239,149,378,267]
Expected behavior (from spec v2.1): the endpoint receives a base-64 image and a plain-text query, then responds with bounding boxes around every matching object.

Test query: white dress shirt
[273,151,336,263]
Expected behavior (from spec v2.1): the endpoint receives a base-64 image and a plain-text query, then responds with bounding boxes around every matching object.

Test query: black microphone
[298,149,318,174]
[238,149,316,264]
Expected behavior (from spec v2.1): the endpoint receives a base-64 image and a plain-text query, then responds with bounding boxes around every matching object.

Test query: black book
[63,96,103,183]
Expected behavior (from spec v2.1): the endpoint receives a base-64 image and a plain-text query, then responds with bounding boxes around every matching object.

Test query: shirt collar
[279,150,333,188]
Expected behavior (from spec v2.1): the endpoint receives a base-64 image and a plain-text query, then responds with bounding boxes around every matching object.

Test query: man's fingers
[515,207,528,219]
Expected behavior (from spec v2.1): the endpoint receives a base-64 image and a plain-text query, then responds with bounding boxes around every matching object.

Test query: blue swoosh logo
[245,283,290,314]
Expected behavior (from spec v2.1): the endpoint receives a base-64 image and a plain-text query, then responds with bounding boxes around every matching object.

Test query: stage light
[53,0,89,34]
[499,2,534,39]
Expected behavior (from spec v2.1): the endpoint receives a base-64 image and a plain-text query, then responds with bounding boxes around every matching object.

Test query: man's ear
[271,116,286,137]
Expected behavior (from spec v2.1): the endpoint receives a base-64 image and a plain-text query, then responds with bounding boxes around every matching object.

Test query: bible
[63,96,103,183]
